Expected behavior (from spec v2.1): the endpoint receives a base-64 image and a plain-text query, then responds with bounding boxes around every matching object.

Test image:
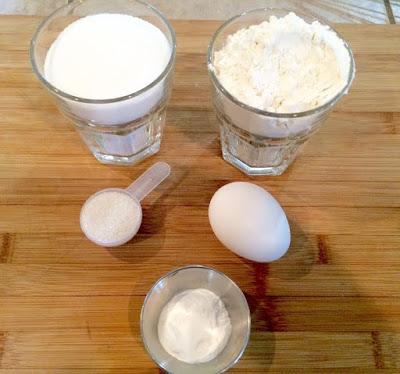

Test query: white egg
[208,182,290,262]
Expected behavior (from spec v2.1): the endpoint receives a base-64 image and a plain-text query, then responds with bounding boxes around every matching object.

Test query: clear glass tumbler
[30,0,176,165]
[207,8,355,176]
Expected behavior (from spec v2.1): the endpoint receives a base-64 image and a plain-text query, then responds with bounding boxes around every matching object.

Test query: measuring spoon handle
[126,162,171,202]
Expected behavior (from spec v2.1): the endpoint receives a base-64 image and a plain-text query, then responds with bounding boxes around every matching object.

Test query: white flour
[213,12,351,113]
[158,288,232,364]
[45,13,171,100]
[80,191,140,245]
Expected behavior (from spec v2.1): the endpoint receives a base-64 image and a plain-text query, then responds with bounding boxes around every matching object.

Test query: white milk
[44,13,172,156]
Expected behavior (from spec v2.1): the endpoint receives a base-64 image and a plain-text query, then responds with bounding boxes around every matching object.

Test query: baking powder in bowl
[157,288,232,364]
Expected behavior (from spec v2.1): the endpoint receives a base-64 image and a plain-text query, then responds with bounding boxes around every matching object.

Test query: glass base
[93,139,161,166]
[219,119,304,176]
[75,106,166,166]
[221,147,292,176]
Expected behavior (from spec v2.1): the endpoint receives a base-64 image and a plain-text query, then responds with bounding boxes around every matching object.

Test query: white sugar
[81,191,141,246]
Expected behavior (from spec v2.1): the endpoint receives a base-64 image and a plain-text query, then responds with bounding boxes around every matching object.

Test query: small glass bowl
[207,8,355,176]
[140,265,251,373]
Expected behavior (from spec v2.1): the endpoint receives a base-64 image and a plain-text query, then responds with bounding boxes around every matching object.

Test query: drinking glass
[30,0,176,165]
[208,8,355,176]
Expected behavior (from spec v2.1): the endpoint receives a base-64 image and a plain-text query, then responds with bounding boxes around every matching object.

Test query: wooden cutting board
[0,16,399,372]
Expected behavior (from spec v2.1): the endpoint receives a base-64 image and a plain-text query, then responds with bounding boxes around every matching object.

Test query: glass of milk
[207,8,355,176]
[30,0,176,165]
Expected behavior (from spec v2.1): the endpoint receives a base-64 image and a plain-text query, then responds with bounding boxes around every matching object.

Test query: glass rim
[207,7,356,119]
[29,0,176,104]
[140,264,251,373]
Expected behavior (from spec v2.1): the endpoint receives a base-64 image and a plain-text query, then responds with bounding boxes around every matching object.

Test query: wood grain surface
[0,0,392,24]
[0,16,400,372]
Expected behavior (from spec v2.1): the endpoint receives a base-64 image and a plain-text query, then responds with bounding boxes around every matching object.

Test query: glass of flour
[30,0,176,165]
[208,8,355,176]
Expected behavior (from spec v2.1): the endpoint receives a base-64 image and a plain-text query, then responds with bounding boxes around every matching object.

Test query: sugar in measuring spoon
[80,162,170,247]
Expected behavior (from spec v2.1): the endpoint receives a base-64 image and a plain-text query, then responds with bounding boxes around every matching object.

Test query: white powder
[213,12,351,113]
[158,288,232,364]
[44,13,171,100]
[80,191,141,246]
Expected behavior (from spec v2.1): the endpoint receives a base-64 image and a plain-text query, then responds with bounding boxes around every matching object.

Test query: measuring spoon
[80,162,171,247]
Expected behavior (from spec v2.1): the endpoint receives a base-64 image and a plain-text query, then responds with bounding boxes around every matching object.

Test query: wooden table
[0,17,399,372]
